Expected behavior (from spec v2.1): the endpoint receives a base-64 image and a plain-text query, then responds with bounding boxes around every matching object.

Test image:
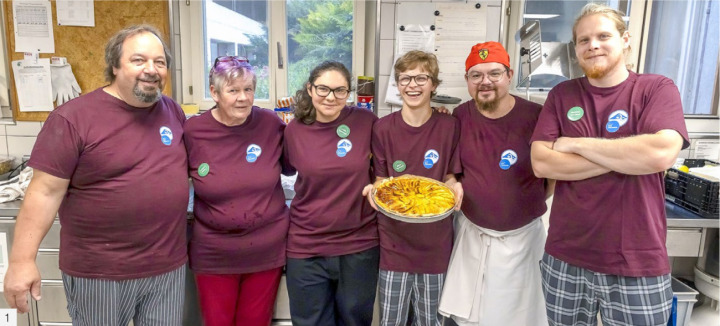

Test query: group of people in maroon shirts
[4,3,689,326]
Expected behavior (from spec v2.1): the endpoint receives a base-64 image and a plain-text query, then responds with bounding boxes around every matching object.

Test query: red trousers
[195,267,283,326]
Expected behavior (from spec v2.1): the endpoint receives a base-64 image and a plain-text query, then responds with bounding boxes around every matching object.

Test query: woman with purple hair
[183,56,292,326]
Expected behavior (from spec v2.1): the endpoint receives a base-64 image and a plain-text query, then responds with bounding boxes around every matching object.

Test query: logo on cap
[479,49,489,60]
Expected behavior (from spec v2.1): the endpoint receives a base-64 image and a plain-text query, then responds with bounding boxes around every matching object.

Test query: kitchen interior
[0,0,715,325]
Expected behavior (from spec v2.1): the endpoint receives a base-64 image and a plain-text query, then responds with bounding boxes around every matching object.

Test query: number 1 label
[0,309,16,326]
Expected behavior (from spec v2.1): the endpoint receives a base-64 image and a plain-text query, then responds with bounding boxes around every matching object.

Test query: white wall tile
[379,3,396,40]
[7,136,36,160]
[377,108,393,118]
[0,136,8,157]
[6,121,42,136]
[379,40,395,76]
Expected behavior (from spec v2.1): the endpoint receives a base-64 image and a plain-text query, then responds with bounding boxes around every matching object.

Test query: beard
[473,87,500,113]
[133,76,163,103]
[580,54,622,79]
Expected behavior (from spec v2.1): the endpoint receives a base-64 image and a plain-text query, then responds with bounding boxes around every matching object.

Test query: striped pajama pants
[61,265,185,326]
[378,270,445,326]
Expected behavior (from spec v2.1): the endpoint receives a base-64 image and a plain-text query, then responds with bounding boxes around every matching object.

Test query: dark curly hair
[293,61,352,125]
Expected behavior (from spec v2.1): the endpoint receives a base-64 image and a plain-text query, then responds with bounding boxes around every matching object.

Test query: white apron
[439,212,548,326]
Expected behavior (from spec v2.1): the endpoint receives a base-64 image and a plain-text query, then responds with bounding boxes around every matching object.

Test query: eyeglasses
[312,84,350,99]
[397,74,432,87]
[213,56,249,68]
[466,69,507,84]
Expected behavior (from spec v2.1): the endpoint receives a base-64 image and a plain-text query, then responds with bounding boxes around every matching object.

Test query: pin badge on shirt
[159,126,173,145]
[606,110,629,133]
[246,144,262,163]
[337,124,351,138]
[198,163,210,177]
[567,106,584,121]
[423,149,439,169]
[336,139,353,157]
[393,160,406,173]
[499,149,518,170]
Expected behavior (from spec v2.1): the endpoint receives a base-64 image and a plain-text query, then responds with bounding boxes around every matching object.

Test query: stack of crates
[665,159,719,218]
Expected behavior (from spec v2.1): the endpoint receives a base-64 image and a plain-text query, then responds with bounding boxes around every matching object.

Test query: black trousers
[286,246,380,326]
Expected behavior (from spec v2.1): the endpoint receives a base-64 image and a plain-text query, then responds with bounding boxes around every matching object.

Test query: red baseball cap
[465,41,510,72]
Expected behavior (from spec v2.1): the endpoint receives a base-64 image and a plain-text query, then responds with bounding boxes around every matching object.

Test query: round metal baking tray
[372,175,456,224]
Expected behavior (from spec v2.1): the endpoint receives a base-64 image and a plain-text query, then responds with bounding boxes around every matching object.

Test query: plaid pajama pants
[378,270,445,326]
[539,253,673,326]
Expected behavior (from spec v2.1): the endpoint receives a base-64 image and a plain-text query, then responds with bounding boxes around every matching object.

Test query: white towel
[0,167,33,203]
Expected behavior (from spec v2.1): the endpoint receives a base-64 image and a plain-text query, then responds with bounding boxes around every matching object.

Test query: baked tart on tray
[372,175,456,223]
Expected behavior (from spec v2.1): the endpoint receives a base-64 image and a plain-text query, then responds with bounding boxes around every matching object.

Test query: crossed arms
[530,129,685,181]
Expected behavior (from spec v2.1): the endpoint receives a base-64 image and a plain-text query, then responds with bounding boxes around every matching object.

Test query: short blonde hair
[572,3,627,44]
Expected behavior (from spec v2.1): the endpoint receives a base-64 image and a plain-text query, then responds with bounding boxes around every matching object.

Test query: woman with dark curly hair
[283,61,379,326]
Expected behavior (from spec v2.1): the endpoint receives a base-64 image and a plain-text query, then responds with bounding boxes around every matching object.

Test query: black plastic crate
[665,159,719,219]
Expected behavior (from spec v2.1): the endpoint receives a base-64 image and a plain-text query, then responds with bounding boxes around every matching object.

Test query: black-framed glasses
[466,69,507,84]
[397,74,432,87]
[213,56,249,68]
[312,84,350,99]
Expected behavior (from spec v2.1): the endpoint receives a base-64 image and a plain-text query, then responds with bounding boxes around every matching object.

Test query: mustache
[138,75,160,83]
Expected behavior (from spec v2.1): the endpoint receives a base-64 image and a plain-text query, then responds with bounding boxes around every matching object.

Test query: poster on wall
[13,0,55,53]
[56,0,95,27]
[385,24,435,106]
[11,59,53,112]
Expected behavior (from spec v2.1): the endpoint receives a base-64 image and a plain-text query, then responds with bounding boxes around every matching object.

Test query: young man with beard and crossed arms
[4,25,189,326]
[530,4,689,325]
[438,41,554,326]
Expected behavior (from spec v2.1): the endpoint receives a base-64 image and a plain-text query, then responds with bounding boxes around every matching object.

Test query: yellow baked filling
[374,175,455,218]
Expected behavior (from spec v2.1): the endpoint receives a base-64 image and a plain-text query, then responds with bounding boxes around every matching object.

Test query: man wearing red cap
[530,4,688,325]
[438,41,553,325]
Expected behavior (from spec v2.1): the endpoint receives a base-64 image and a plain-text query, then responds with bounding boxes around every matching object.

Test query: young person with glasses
[282,61,380,325]
[363,50,463,326]
[183,55,292,326]
[438,41,554,326]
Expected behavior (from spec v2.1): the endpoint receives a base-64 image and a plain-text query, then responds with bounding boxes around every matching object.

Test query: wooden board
[3,0,171,121]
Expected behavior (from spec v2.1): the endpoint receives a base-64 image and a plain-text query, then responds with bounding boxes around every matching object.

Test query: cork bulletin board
[3,0,171,121]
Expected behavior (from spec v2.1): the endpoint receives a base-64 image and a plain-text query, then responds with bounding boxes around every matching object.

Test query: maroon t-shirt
[29,88,189,280]
[283,106,378,259]
[372,111,461,274]
[184,107,289,274]
[531,72,690,276]
[453,96,547,231]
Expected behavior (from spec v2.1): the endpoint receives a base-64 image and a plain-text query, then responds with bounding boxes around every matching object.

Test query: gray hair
[104,25,172,83]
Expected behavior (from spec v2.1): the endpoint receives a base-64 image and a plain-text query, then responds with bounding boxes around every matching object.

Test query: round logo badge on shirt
[336,124,351,138]
[159,126,173,146]
[567,106,584,122]
[393,160,406,173]
[336,139,353,157]
[606,109,629,133]
[246,144,262,163]
[499,149,518,170]
[423,149,440,169]
[198,163,210,177]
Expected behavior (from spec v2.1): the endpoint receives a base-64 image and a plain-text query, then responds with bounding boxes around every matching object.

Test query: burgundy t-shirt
[531,72,690,276]
[184,107,289,274]
[283,106,378,259]
[372,111,461,274]
[29,88,189,280]
[453,96,547,231]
